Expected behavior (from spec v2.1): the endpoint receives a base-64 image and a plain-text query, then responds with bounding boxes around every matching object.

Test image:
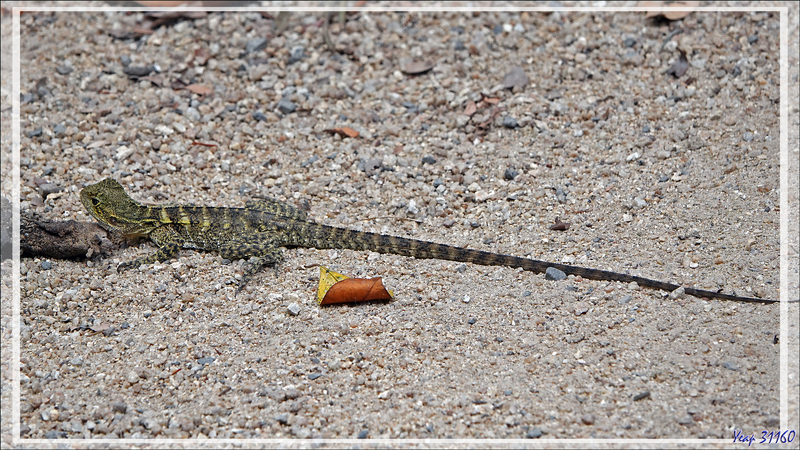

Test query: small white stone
[669,286,686,300]
[126,370,140,384]
[287,302,301,316]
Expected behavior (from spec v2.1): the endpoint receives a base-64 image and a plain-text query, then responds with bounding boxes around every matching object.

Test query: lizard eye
[91,198,101,206]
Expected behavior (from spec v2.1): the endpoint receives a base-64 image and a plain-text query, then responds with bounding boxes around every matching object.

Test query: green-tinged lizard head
[80,178,157,237]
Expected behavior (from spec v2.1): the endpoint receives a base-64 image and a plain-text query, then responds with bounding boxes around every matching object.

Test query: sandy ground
[2,1,798,447]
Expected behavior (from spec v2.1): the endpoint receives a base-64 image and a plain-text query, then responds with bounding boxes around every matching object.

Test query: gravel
[1,1,798,443]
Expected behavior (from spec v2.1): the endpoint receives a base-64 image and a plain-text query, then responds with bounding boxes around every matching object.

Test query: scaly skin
[80,178,778,303]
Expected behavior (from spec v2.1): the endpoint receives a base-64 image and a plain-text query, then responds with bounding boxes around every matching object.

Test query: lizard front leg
[118,226,184,271]
[118,242,182,271]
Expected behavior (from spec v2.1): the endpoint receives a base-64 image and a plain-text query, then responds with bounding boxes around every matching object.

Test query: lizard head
[80,178,157,237]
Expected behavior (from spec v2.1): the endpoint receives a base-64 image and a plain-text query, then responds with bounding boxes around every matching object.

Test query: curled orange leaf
[324,127,359,138]
[320,277,394,305]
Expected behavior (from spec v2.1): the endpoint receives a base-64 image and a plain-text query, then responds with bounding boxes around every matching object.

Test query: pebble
[245,37,268,54]
[544,267,567,281]
[503,168,518,180]
[248,64,270,81]
[40,260,52,270]
[287,303,301,316]
[526,427,543,438]
[722,361,739,371]
[45,430,67,439]
[125,370,140,383]
[277,98,296,114]
[197,357,215,365]
[502,116,518,128]
[111,402,128,414]
[581,413,595,425]
[252,111,267,122]
[288,46,305,64]
[123,65,154,77]
[669,287,685,300]
[502,66,529,89]
[185,107,201,122]
[555,187,567,203]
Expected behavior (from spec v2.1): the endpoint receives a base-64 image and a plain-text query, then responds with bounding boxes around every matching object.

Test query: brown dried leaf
[402,60,434,75]
[320,278,393,305]
[185,84,213,95]
[89,323,112,333]
[666,49,689,78]
[193,48,211,66]
[463,101,477,116]
[170,78,188,90]
[140,75,163,87]
[640,1,698,20]
[549,217,571,231]
[324,127,359,138]
[107,28,135,39]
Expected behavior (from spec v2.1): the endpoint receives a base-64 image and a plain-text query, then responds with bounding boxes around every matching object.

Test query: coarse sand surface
[2,1,798,446]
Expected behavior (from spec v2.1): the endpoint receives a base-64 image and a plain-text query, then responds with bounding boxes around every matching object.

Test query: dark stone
[277,98,296,114]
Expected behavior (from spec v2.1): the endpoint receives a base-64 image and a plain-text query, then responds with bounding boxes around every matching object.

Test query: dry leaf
[402,60,434,75]
[666,49,689,78]
[549,217,571,231]
[90,323,112,333]
[316,266,393,305]
[191,141,218,148]
[463,101,477,116]
[324,127,359,138]
[139,75,163,87]
[185,84,213,95]
[321,278,393,305]
[640,1,698,20]
[193,48,211,66]
[170,78,188,90]
[317,266,351,304]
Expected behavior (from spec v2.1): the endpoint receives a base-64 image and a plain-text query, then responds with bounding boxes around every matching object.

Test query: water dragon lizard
[80,178,779,303]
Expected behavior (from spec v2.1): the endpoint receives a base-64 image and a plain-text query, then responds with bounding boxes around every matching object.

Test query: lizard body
[80,178,776,303]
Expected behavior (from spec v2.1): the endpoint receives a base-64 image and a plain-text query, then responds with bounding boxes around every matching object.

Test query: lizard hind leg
[235,248,286,294]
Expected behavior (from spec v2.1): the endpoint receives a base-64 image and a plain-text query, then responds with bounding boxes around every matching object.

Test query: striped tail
[286,222,776,304]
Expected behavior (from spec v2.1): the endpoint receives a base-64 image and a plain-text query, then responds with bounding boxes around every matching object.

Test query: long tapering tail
[285,222,777,304]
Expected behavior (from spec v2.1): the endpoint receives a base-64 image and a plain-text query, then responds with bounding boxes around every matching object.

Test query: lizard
[80,178,779,304]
